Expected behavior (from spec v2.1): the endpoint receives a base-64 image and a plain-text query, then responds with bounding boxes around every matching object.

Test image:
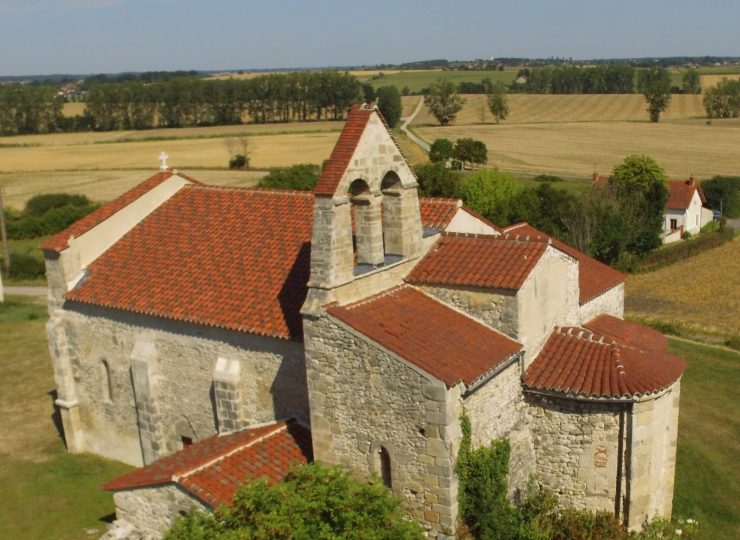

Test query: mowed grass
[625,238,740,340]
[415,119,740,178]
[669,338,740,540]
[0,296,134,540]
[404,94,706,126]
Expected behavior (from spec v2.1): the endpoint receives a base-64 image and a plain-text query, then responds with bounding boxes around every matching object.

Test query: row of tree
[0,84,63,135]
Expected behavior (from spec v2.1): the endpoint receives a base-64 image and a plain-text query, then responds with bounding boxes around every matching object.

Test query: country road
[400,97,430,152]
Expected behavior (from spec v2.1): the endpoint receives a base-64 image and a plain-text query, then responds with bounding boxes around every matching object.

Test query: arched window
[380,171,404,258]
[100,359,113,403]
[379,446,392,488]
[349,179,384,270]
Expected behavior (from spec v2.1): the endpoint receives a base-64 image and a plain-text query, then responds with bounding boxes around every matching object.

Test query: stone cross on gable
[159,151,169,171]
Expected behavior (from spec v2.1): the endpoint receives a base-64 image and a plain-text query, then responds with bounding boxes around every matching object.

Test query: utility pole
[0,184,9,275]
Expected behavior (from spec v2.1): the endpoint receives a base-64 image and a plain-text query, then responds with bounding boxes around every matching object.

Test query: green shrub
[24,193,92,216]
[637,228,734,272]
[413,162,464,198]
[699,220,718,234]
[724,335,740,351]
[533,175,563,183]
[6,203,98,239]
[5,253,45,280]
[258,163,320,191]
[228,154,248,169]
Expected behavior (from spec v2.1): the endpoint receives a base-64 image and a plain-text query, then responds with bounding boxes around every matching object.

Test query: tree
[225,136,250,169]
[453,138,487,169]
[376,85,402,127]
[701,176,740,218]
[362,83,376,104]
[429,138,454,163]
[259,163,321,191]
[682,69,701,94]
[702,78,740,119]
[637,67,672,122]
[413,163,464,198]
[164,463,424,540]
[462,168,522,225]
[486,82,509,124]
[425,78,464,125]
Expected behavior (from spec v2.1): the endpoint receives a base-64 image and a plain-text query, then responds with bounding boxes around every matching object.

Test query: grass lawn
[0,296,133,539]
[669,338,740,540]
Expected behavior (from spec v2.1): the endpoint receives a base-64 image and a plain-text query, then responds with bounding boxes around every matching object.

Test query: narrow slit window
[100,360,113,403]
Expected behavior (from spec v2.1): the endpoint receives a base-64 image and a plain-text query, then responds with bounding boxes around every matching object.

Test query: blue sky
[0,0,737,75]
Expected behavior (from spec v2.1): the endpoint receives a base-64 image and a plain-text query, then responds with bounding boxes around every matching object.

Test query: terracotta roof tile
[66,186,315,340]
[103,419,312,507]
[667,179,703,209]
[502,223,624,304]
[406,232,548,291]
[327,285,521,387]
[419,197,461,230]
[62,175,473,341]
[584,314,667,353]
[41,171,199,252]
[314,105,374,196]
[524,324,685,400]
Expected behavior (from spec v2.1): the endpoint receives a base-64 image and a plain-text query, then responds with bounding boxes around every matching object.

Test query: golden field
[625,238,740,339]
[415,118,740,178]
[404,93,706,125]
[700,73,740,90]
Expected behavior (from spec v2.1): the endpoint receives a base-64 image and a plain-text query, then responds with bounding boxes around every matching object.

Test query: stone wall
[526,394,624,513]
[304,314,458,538]
[112,485,204,539]
[48,305,308,466]
[420,285,518,339]
[517,247,580,367]
[627,384,680,530]
[579,284,625,324]
[462,360,536,499]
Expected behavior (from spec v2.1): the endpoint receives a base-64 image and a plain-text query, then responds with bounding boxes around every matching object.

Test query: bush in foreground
[258,163,321,191]
[165,463,423,540]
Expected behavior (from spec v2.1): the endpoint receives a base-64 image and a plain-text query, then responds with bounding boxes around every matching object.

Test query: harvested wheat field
[701,73,740,90]
[61,102,86,117]
[404,94,706,126]
[625,238,740,339]
[416,119,740,178]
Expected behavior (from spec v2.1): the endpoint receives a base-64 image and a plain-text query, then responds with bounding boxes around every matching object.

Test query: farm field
[415,118,740,178]
[700,73,740,90]
[625,238,740,341]
[404,94,706,126]
[0,295,736,539]
[360,68,519,92]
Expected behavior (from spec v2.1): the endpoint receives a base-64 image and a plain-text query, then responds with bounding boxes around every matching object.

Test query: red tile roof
[103,419,312,508]
[523,324,685,400]
[326,285,521,387]
[584,314,667,353]
[406,233,548,291]
[66,186,315,340]
[667,179,704,209]
[502,223,624,304]
[41,171,199,253]
[314,105,374,196]
[62,176,479,341]
[419,197,461,229]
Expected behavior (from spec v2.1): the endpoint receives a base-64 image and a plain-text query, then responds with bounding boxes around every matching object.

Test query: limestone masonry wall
[48,305,308,466]
[463,360,536,499]
[579,284,625,323]
[304,314,458,539]
[526,394,623,513]
[112,485,204,539]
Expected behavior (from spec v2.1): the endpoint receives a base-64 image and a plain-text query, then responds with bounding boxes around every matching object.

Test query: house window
[379,446,392,488]
[670,219,678,231]
[100,360,113,403]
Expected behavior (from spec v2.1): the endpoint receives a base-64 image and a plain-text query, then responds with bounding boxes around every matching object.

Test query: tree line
[0,71,362,135]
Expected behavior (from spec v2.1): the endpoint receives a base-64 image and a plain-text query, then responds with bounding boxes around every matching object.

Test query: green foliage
[164,462,424,540]
[425,78,465,125]
[362,83,377,103]
[4,194,98,240]
[510,183,574,236]
[524,64,635,94]
[636,228,734,272]
[639,517,699,540]
[682,70,701,94]
[228,154,248,169]
[4,252,45,280]
[0,84,63,135]
[401,85,411,96]
[701,176,740,218]
[533,175,563,183]
[413,163,464,198]
[454,138,488,168]
[637,68,672,122]
[376,85,402,127]
[429,138,455,163]
[463,168,521,225]
[702,78,740,119]
[487,82,510,124]
[258,163,321,191]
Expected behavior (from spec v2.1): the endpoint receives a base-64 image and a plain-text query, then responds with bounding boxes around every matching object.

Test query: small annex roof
[667,179,705,210]
[314,104,375,196]
[406,232,548,291]
[326,285,522,387]
[419,197,462,230]
[502,223,625,304]
[41,170,200,253]
[584,314,667,353]
[103,419,312,508]
[523,319,685,400]
[61,173,483,341]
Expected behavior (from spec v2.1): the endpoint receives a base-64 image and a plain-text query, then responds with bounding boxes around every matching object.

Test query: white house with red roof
[663,178,714,243]
[44,104,685,540]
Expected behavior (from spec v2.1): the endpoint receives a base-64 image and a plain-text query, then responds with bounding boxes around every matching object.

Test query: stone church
[43,104,686,539]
